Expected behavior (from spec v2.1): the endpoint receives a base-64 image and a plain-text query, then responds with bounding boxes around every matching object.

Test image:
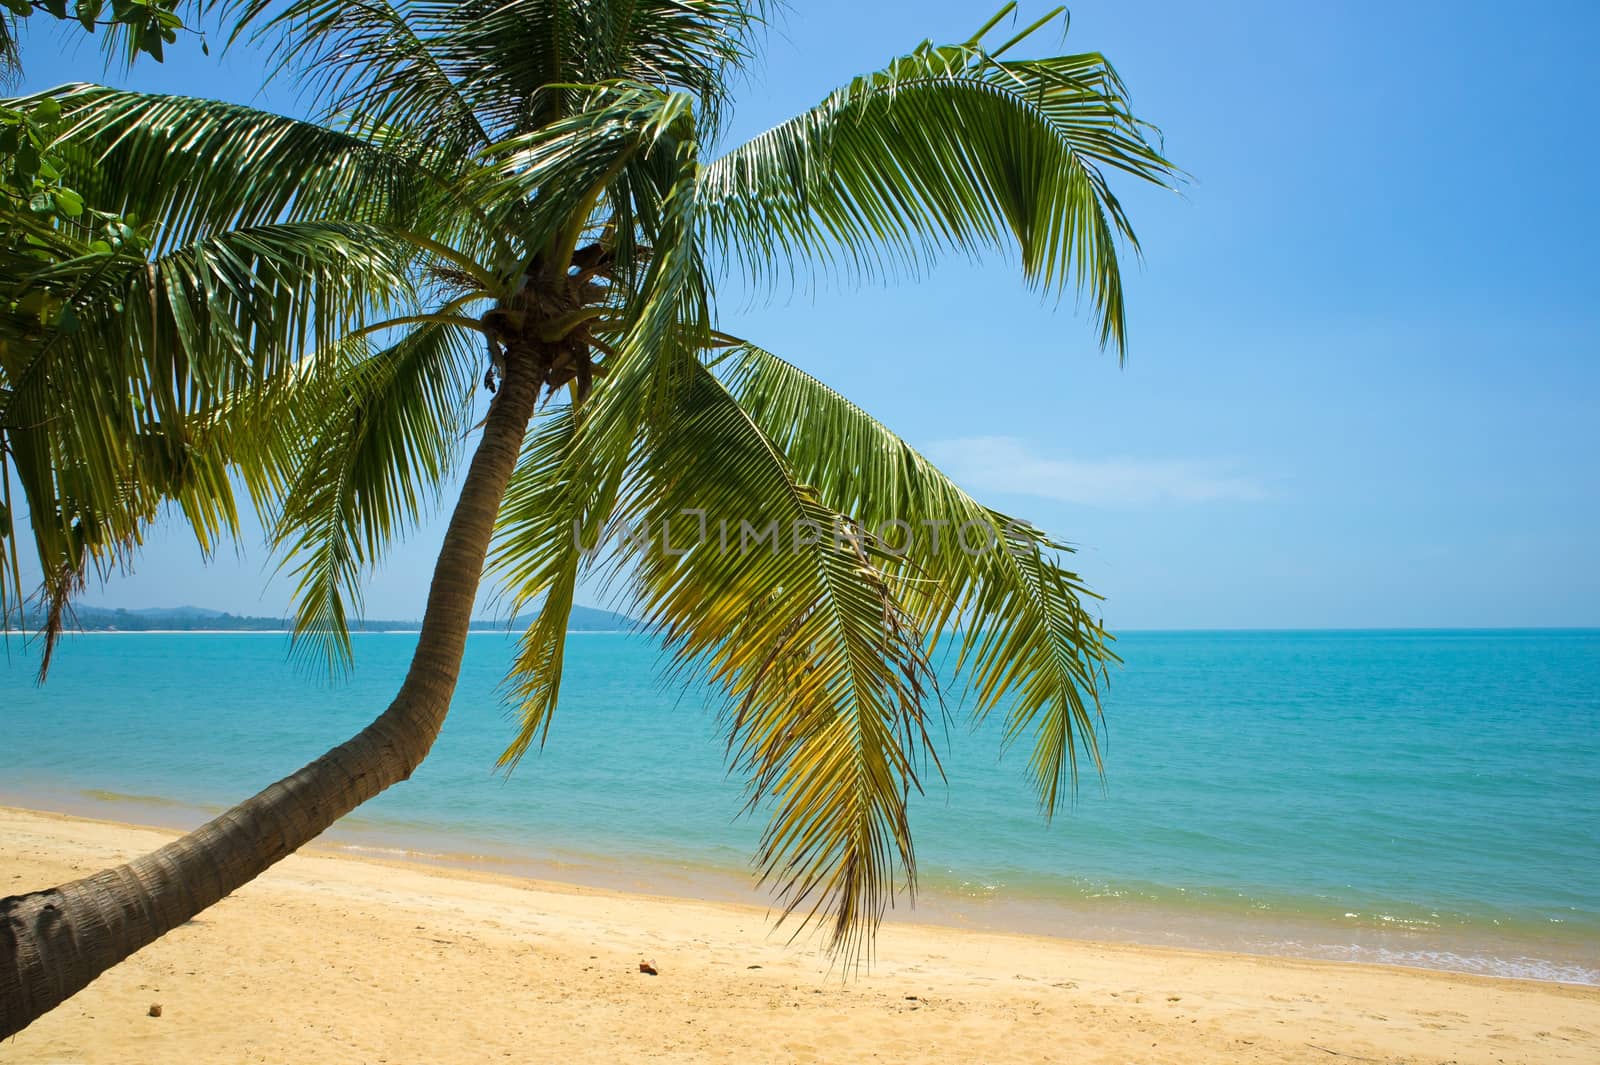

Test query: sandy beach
[1,807,1594,1063]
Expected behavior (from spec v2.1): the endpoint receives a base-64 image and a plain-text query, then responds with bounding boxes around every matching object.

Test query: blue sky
[15,0,1599,628]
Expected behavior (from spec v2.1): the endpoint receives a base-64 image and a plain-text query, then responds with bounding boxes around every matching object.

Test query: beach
[5,807,1597,1064]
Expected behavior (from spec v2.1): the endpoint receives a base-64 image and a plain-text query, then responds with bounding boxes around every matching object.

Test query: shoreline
[12,785,1599,986]
[5,804,1597,1064]
[6,784,1595,989]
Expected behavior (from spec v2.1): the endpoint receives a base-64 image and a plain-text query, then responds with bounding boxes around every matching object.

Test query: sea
[3,628,1597,984]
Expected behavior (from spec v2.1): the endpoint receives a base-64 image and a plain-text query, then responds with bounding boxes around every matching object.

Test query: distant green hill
[17,604,637,633]
[494,606,638,632]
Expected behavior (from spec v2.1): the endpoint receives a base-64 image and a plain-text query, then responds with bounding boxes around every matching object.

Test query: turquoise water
[3,629,1597,983]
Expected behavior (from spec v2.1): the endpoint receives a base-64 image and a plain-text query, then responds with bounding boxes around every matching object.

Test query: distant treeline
[13,605,637,633]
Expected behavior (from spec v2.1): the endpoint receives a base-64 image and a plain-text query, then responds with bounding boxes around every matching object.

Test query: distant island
[16,604,638,634]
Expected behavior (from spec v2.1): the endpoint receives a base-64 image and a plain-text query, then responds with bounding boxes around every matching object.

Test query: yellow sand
[3,806,1596,1064]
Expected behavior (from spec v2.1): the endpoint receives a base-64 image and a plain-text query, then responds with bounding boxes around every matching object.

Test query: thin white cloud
[923,436,1267,506]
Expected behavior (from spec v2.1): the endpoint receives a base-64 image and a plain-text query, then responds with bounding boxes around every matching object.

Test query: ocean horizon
[4,628,1596,985]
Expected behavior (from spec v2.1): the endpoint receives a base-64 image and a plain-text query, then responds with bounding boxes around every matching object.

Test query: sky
[13,0,1600,629]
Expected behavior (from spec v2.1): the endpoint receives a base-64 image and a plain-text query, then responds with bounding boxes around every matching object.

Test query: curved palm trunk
[0,357,542,1039]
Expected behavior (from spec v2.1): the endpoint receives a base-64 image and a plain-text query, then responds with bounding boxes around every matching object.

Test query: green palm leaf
[220,0,493,151]
[721,341,1114,812]
[490,403,629,761]
[0,219,420,661]
[37,85,491,256]
[700,3,1178,355]
[593,360,939,963]
[218,0,761,141]
[271,318,483,670]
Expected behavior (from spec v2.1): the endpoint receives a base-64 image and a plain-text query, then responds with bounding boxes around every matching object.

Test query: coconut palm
[0,0,1177,1036]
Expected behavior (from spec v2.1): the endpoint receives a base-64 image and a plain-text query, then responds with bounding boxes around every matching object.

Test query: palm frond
[699,4,1179,356]
[0,220,421,665]
[217,0,761,143]
[4,220,422,432]
[1,357,273,676]
[489,401,631,760]
[35,85,464,252]
[270,317,483,671]
[623,360,939,964]
[472,79,699,266]
[722,341,1115,812]
[219,0,493,151]
[0,12,18,83]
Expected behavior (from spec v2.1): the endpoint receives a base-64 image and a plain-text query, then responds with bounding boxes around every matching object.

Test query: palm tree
[0,0,1178,1036]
